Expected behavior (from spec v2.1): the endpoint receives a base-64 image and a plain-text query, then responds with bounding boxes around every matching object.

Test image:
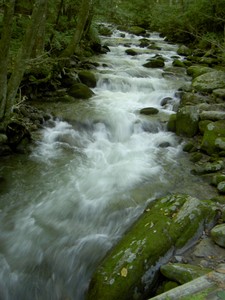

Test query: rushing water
[0,27,215,300]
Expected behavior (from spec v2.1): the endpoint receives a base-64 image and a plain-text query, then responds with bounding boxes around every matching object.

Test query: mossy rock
[78,70,97,88]
[160,263,212,285]
[192,71,225,93]
[167,114,177,132]
[187,66,214,78]
[125,49,138,56]
[128,26,146,36]
[180,92,212,107]
[86,194,218,300]
[201,120,225,154]
[177,45,192,56]
[68,83,94,99]
[172,59,185,68]
[176,106,199,137]
[143,59,165,68]
[211,224,225,248]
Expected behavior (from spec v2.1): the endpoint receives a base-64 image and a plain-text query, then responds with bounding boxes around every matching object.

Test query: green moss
[87,195,217,300]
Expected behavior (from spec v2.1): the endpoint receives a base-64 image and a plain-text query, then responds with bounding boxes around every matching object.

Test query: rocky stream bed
[0,24,225,300]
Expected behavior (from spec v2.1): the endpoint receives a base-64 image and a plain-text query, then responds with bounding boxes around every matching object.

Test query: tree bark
[0,0,16,120]
[5,0,48,118]
[61,0,93,57]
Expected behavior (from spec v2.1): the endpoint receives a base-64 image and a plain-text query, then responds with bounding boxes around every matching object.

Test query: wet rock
[139,38,150,48]
[211,224,225,248]
[68,83,94,99]
[160,263,212,285]
[6,121,31,152]
[167,114,177,132]
[128,26,146,36]
[78,70,97,88]
[125,49,138,56]
[172,59,185,68]
[86,194,218,300]
[143,59,165,68]
[192,71,225,93]
[176,106,199,137]
[201,120,225,154]
[160,97,173,107]
[140,107,159,115]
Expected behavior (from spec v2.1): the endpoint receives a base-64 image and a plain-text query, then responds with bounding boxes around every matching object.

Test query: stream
[0,26,215,300]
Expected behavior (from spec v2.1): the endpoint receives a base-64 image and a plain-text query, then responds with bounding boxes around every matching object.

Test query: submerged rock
[86,194,218,300]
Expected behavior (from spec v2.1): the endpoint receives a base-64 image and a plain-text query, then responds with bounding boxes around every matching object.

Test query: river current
[0,26,214,300]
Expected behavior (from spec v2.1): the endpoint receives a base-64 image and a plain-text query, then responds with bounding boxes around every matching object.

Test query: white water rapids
[0,27,214,300]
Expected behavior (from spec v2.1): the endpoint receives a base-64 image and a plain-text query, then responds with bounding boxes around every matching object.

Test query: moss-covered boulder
[86,194,218,300]
[68,83,94,99]
[213,89,225,100]
[167,114,177,132]
[211,224,225,248]
[176,106,199,137]
[192,71,225,93]
[160,263,212,285]
[177,45,192,56]
[201,120,225,154]
[128,26,146,36]
[143,59,165,68]
[180,92,212,107]
[125,49,138,56]
[78,70,97,88]
[187,66,214,78]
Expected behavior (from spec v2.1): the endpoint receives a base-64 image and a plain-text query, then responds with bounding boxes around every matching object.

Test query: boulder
[201,120,225,154]
[187,66,214,78]
[217,181,225,193]
[140,107,159,115]
[128,26,146,36]
[86,194,218,300]
[176,106,199,137]
[192,71,225,93]
[6,121,31,151]
[211,224,225,248]
[160,263,212,285]
[78,70,97,88]
[143,59,165,68]
[192,159,224,175]
[177,45,192,56]
[125,49,138,56]
[200,111,225,121]
[180,92,212,107]
[167,114,177,132]
[172,59,185,68]
[213,89,225,100]
[68,83,94,99]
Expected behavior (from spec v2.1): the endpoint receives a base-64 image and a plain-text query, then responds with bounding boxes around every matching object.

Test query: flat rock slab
[150,264,225,300]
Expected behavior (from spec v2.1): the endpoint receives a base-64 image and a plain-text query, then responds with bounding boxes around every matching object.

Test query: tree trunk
[0,0,16,120]
[61,0,93,57]
[5,0,48,118]
[31,0,48,58]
